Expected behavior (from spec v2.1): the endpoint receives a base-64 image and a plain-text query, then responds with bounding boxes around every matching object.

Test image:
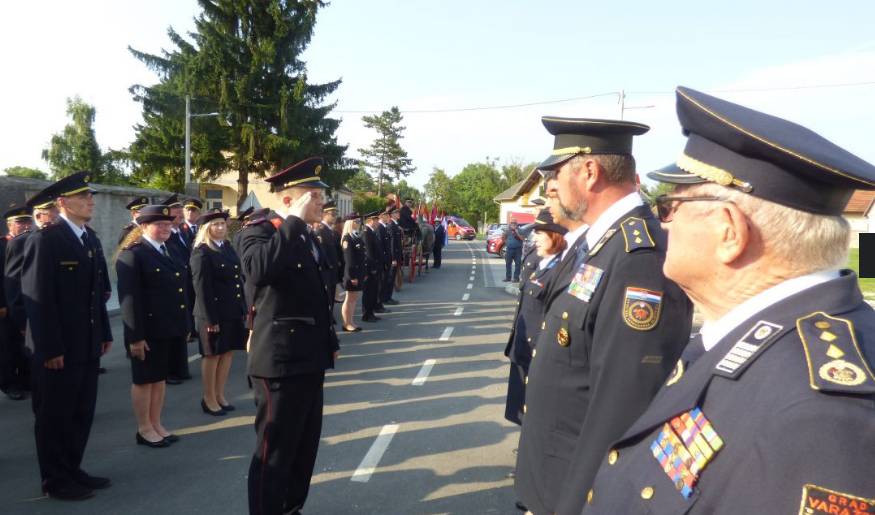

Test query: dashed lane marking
[439,327,454,341]
[350,424,400,483]
[411,359,437,385]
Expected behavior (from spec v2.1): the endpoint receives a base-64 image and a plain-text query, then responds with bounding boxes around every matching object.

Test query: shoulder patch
[622,287,663,330]
[799,484,875,514]
[714,320,785,378]
[798,312,875,394]
[270,218,283,229]
[620,216,655,253]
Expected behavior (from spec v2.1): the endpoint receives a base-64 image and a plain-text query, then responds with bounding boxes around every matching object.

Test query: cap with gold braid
[265,157,329,192]
[183,198,203,210]
[161,193,182,208]
[4,204,32,222]
[136,205,176,224]
[126,196,149,211]
[531,207,567,235]
[26,188,56,211]
[322,200,337,212]
[538,117,650,171]
[648,86,875,215]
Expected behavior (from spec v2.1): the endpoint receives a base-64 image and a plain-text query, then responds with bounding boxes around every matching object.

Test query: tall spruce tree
[358,106,415,196]
[128,0,351,204]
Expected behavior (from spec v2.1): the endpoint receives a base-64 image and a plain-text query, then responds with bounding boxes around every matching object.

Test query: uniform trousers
[31,358,99,489]
[432,246,442,268]
[379,264,395,303]
[248,372,324,515]
[362,273,379,315]
[0,321,29,392]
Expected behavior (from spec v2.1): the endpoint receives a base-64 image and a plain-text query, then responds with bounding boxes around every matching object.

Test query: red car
[446,217,476,240]
[486,233,506,257]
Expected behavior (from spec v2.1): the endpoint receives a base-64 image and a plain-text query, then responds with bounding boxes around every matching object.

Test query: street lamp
[184,95,221,184]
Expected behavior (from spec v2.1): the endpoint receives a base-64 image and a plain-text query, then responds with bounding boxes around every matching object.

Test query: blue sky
[3,0,875,188]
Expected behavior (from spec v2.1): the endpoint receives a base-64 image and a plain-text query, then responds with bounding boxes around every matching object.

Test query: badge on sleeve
[567,264,604,302]
[622,287,663,330]
[798,484,874,514]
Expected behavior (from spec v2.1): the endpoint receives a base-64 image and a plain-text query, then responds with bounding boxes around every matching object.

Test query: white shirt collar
[59,213,86,242]
[585,192,643,249]
[562,224,589,259]
[141,234,167,254]
[538,253,560,270]
[700,269,841,351]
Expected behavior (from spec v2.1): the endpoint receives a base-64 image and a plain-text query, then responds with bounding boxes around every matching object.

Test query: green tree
[128,0,351,203]
[358,106,415,197]
[352,195,385,216]
[424,167,453,206]
[345,169,376,193]
[639,180,676,205]
[42,97,103,180]
[4,166,48,180]
[449,161,503,229]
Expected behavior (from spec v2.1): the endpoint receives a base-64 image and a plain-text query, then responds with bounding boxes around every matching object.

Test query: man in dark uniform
[583,87,875,515]
[376,210,394,312]
[315,201,342,313]
[432,219,445,268]
[180,197,203,246]
[23,172,113,500]
[361,211,383,322]
[118,196,148,245]
[4,190,58,398]
[239,157,339,515]
[235,207,276,325]
[389,208,404,301]
[0,205,33,400]
[398,198,418,233]
[161,193,193,383]
[514,117,693,515]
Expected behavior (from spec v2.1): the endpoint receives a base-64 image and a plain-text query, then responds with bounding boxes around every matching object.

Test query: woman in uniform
[117,205,190,447]
[190,209,247,416]
[503,208,567,425]
[340,213,364,332]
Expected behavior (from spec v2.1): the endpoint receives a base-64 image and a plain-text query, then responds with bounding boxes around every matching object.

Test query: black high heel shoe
[201,399,226,416]
[136,432,169,448]
[218,402,235,412]
[342,326,362,332]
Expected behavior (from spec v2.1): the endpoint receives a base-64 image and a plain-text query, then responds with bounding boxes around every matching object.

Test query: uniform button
[297,264,302,269]
[641,487,654,500]
[180,304,185,309]
[178,288,184,293]
[175,272,180,277]
[155,268,161,272]
[234,265,239,269]
[541,321,546,330]
[524,376,528,385]
[523,405,527,414]
[527,337,531,342]
[236,294,241,298]
[220,264,225,268]
[532,349,537,358]
[608,449,618,465]
[587,489,593,504]
[236,284,241,288]
[562,311,569,320]
[235,274,239,279]
[529,290,533,295]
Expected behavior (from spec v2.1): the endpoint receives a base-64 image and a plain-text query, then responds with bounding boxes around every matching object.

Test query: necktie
[160,244,170,258]
[190,224,197,235]
[80,232,88,247]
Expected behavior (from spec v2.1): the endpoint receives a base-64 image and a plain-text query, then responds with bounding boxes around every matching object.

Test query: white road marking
[462,293,470,301]
[466,283,473,290]
[439,326,454,341]
[351,424,400,482]
[454,306,464,316]
[411,359,437,385]
[469,275,475,281]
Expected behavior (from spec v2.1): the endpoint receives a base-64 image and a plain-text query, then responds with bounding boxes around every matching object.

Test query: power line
[334,92,619,114]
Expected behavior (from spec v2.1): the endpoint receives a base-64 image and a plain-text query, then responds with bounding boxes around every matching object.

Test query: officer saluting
[240,157,339,515]
[583,87,875,514]
[514,116,693,515]
[22,172,113,500]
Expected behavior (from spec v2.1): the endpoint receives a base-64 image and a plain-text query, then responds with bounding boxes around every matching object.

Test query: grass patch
[847,248,875,297]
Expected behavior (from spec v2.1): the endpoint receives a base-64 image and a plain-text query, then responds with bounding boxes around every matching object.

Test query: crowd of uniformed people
[2,84,875,514]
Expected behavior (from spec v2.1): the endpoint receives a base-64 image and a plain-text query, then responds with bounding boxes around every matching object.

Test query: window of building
[205,189,223,211]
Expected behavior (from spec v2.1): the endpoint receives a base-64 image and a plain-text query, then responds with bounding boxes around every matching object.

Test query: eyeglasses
[654,195,730,223]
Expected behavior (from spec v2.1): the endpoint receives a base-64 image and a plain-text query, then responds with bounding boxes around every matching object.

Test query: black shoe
[165,377,183,385]
[178,374,193,380]
[4,389,26,401]
[515,500,528,511]
[135,432,169,448]
[218,403,235,412]
[201,399,226,416]
[503,278,511,282]
[362,315,381,322]
[97,367,107,375]
[342,326,362,332]
[43,481,94,501]
[374,307,391,314]
[73,471,111,490]
[384,299,399,305]
[162,434,180,443]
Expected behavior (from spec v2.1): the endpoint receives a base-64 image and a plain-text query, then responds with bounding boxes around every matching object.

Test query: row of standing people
[503,87,875,515]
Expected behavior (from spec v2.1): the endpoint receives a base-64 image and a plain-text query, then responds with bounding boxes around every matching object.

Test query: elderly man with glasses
[582,87,875,514]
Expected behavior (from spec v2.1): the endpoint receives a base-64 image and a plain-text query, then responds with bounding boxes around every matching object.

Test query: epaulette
[798,312,875,394]
[620,216,655,252]
[41,221,62,232]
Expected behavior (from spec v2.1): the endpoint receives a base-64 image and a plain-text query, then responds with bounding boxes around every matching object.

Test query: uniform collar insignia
[713,320,786,379]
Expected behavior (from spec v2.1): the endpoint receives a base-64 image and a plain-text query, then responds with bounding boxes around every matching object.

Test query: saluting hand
[289,191,319,221]
[130,340,149,361]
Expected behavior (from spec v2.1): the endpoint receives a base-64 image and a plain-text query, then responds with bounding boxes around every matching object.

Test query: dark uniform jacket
[0,237,8,312]
[180,221,197,247]
[236,217,278,310]
[363,225,383,276]
[4,231,31,333]
[378,223,392,269]
[584,271,875,515]
[22,222,113,363]
[390,221,403,263]
[315,222,341,287]
[504,253,559,368]
[116,238,191,343]
[341,233,366,286]
[239,214,339,378]
[516,204,693,515]
[190,242,246,325]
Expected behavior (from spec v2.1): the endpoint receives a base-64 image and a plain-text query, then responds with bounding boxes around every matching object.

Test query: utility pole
[184,95,221,186]
[618,90,654,120]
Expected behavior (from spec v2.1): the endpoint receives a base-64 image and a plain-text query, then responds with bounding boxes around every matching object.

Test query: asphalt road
[0,240,522,514]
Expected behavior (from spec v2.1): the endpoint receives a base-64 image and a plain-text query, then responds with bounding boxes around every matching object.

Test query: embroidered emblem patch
[818,359,866,386]
[650,407,723,499]
[567,264,604,302]
[622,287,662,330]
[798,484,875,514]
[557,328,570,347]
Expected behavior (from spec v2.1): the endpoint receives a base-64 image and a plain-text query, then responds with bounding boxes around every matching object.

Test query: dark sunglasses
[654,195,730,223]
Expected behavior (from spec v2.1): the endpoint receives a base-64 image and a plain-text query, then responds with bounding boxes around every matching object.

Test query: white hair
[685,183,850,274]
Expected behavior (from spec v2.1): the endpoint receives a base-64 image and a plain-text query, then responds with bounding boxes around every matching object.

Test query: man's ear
[714,202,750,265]
[580,158,602,193]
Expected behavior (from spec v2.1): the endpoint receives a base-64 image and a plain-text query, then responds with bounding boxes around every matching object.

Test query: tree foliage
[4,166,48,180]
[639,180,676,205]
[128,0,352,204]
[358,106,415,197]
